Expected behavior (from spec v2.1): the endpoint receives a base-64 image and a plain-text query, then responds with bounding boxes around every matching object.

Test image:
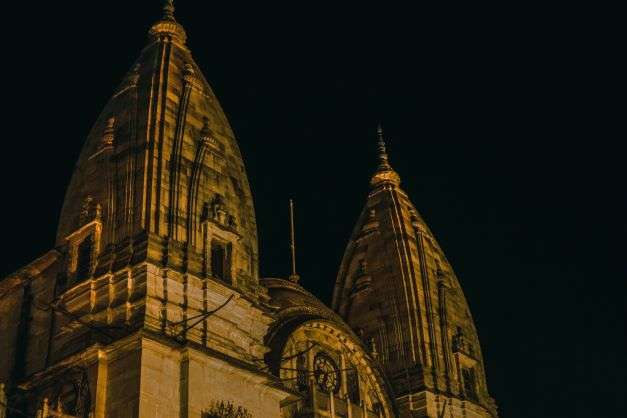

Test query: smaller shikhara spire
[371,124,401,187]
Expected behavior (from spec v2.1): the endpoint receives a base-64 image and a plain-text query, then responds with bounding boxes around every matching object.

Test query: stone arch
[271,318,397,418]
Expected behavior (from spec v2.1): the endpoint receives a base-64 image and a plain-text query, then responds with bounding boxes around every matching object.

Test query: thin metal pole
[289,199,299,282]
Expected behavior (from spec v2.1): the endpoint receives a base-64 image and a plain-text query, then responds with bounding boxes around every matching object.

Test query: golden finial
[370,123,401,187]
[288,199,300,283]
[377,123,392,170]
[149,0,187,43]
[377,123,387,155]
[163,0,176,21]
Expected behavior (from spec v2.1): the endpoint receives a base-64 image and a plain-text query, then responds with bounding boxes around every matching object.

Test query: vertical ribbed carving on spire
[187,117,212,249]
[167,62,195,240]
[437,268,453,393]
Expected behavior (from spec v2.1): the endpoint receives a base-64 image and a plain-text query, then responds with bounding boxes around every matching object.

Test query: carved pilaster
[437,270,453,393]
[168,63,197,241]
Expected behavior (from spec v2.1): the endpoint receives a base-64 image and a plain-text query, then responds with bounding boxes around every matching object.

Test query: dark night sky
[2,1,624,417]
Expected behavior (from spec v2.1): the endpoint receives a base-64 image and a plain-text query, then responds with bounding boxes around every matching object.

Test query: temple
[0,2,496,417]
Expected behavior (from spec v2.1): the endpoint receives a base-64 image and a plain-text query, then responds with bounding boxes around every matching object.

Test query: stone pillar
[95,350,108,418]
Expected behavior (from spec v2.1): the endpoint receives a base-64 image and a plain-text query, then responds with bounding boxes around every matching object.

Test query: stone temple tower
[0,3,282,417]
[332,127,498,417]
[56,1,259,292]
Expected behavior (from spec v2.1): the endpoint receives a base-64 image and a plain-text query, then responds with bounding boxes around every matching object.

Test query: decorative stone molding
[101,117,115,149]
[112,63,140,98]
[198,195,230,229]
[202,401,252,418]
[64,201,103,287]
[148,20,187,45]
[78,196,101,227]
[355,208,380,243]
[350,259,372,298]
[183,63,205,92]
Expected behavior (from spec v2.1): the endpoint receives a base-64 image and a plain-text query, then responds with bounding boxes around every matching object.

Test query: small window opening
[75,236,93,282]
[211,241,227,282]
[462,367,479,402]
[347,367,360,403]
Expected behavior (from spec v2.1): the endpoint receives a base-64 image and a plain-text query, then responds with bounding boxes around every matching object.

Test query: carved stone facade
[0,3,496,418]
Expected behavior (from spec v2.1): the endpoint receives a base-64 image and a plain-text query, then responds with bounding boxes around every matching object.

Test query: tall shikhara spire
[56,1,259,290]
[333,128,498,417]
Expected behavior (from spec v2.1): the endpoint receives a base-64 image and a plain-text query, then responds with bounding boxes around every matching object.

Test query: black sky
[2,1,624,417]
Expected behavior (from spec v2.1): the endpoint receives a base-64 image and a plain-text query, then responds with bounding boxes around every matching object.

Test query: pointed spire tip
[370,122,401,187]
[163,0,175,20]
[376,123,389,164]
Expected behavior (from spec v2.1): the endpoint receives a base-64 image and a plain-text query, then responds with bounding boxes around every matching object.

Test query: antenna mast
[289,199,300,282]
